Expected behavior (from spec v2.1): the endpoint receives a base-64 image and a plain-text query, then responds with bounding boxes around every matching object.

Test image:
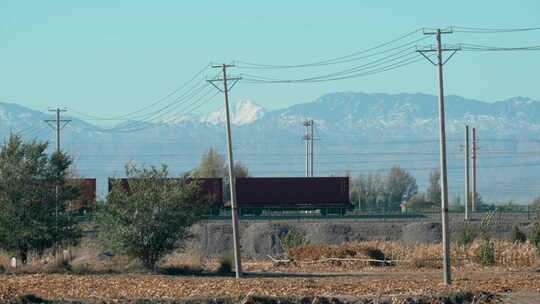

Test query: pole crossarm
[207,78,241,93]
[44,120,71,130]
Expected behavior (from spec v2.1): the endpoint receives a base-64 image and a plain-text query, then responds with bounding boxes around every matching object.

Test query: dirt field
[1,270,539,301]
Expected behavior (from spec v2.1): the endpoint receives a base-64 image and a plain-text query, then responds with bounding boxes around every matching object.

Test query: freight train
[68,177,352,216]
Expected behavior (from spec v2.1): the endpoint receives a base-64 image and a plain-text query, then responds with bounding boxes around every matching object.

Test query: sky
[1,1,539,121]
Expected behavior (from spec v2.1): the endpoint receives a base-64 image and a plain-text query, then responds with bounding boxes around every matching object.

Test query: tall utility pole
[464,126,470,220]
[472,127,477,213]
[303,119,313,177]
[417,28,460,286]
[207,64,243,279]
[45,108,71,231]
[45,108,71,153]
[310,120,314,177]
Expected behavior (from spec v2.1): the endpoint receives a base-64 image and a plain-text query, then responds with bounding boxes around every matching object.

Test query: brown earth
[0,271,539,301]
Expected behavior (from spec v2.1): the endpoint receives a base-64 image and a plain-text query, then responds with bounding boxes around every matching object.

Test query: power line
[236,28,425,69]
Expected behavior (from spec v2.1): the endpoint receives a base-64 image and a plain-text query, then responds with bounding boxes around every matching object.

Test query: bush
[511,225,527,243]
[529,223,540,256]
[95,165,212,270]
[456,222,477,246]
[475,241,495,266]
[281,229,309,249]
[364,247,389,266]
[216,255,233,275]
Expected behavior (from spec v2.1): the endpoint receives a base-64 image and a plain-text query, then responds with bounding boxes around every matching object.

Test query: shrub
[475,240,495,266]
[455,222,477,246]
[281,229,309,249]
[216,255,234,275]
[511,225,527,243]
[95,165,212,270]
[529,223,540,256]
[364,247,389,266]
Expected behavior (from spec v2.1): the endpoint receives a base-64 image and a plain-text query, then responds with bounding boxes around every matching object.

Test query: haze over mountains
[1,92,539,203]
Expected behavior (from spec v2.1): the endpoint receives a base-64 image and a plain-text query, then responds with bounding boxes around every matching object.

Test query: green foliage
[455,222,477,247]
[529,223,540,256]
[473,211,496,266]
[216,255,234,275]
[510,225,527,243]
[0,134,82,264]
[95,164,212,270]
[474,240,495,266]
[281,229,309,249]
[479,210,496,241]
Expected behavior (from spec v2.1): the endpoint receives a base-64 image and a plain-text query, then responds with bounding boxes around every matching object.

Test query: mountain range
[1,92,539,203]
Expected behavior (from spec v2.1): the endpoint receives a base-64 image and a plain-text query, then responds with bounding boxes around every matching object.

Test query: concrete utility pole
[417,28,460,285]
[207,64,243,279]
[464,125,470,220]
[472,127,477,213]
[303,119,313,177]
[310,120,314,177]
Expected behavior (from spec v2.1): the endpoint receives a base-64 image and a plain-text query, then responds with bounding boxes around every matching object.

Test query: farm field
[1,270,539,302]
[1,240,540,303]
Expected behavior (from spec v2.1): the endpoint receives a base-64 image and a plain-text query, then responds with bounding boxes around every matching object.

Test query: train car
[108,177,223,211]
[235,177,351,215]
[68,178,96,212]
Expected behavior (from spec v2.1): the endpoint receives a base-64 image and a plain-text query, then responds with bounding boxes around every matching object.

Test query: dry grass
[285,240,538,271]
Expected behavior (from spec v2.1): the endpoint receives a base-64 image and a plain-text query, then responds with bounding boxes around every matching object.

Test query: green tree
[426,170,441,206]
[95,164,212,270]
[384,166,418,209]
[0,134,81,264]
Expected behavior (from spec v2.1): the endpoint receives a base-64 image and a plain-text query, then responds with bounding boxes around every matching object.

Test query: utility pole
[310,120,314,176]
[45,108,71,153]
[464,126,470,220]
[45,108,71,231]
[207,64,243,279]
[303,119,313,177]
[417,28,460,285]
[472,127,477,213]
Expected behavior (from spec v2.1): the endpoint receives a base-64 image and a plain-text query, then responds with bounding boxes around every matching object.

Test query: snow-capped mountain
[201,100,267,125]
[1,93,539,202]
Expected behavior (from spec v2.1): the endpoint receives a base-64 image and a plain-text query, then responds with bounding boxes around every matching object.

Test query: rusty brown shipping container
[235,177,350,208]
[108,177,223,208]
[68,178,96,210]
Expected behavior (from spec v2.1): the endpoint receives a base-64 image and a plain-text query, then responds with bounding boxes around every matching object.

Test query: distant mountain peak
[201,99,267,125]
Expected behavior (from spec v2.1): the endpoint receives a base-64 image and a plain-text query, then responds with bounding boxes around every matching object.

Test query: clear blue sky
[1,1,539,119]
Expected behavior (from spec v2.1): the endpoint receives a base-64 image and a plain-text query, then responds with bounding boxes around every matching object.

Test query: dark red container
[108,177,223,208]
[69,178,96,210]
[235,177,350,208]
